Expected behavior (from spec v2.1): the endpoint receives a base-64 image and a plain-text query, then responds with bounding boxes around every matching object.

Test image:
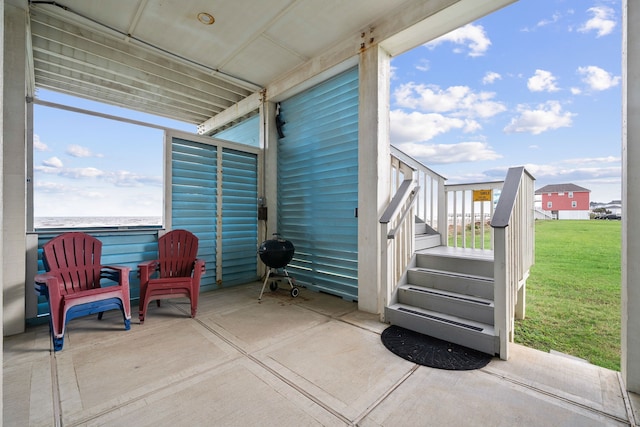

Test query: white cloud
[578,6,616,37]
[66,144,92,157]
[42,157,63,168]
[570,87,582,95]
[394,141,502,164]
[390,110,470,143]
[393,83,506,119]
[577,65,620,91]
[416,59,430,72]
[563,156,620,165]
[482,72,502,85]
[34,181,67,193]
[504,101,575,135]
[527,69,560,92]
[33,134,49,151]
[536,12,562,28]
[66,144,103,158]
[425,24,491,57]
[61,167,105,179]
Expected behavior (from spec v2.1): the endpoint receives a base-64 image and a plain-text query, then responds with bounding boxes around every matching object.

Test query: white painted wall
[557,210,590,220]
[2,0,27,336]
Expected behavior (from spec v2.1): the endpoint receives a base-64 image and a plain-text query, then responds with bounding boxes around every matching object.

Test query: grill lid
[258,234,294,269]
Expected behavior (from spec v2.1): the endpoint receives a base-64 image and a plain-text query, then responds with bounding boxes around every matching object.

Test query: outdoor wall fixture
[197,12,215,25]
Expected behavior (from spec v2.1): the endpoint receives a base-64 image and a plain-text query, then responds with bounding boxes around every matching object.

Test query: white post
[358,45,391,314]
[493,227,509,360]
[3,0,27,336]
[621,0,640,394]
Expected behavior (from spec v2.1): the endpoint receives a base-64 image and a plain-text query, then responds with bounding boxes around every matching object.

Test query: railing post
[438,179,447,245]
[493,226,509,360]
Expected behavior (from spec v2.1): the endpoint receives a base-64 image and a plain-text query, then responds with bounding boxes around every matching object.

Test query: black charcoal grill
[258,233,299,300]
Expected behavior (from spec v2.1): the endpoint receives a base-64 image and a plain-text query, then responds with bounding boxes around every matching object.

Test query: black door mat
[381,325,493,370]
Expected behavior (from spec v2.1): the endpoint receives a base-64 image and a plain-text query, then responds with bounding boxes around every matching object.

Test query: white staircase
[385,246,499,355]
[414,218,441,250]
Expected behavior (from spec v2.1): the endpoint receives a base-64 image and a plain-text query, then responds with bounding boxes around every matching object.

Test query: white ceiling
[27,0,514,127]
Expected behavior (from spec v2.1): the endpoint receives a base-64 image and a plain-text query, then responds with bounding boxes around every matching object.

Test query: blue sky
[390,0,622,203]
[33,0,622,219]
[33,98,195,218]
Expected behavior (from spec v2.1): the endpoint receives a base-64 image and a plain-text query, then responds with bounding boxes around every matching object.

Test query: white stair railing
[491,166,535,360]
[444,181,504,249]
[390,146,447,238]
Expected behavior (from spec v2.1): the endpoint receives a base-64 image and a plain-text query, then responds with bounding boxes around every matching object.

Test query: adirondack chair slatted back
[42,232,103,294]
[158,230,198,278]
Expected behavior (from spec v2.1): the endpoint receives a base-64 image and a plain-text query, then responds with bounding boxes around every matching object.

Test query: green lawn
[514,219,621,371]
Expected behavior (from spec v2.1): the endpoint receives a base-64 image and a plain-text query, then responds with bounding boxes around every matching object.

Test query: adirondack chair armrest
[193,258,205,281]
[101,265,131,288]
[34,273,58,293]
[138,260,159,283]
[34,273,64,308]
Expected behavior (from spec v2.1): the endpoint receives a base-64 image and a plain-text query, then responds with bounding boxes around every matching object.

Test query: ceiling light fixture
[197,12,215,25]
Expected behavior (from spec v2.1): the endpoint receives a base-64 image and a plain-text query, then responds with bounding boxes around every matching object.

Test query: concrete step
[385,303,498,355]
[398,284,494,324]
[407,267,494,300]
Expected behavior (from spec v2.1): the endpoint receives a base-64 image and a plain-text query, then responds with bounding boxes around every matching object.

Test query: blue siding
[221,148,259,285]
[277,67,359,301]
[215,114,260,147]
[171,138,217,291]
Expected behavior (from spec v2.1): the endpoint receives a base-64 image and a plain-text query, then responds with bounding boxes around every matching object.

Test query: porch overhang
[26,0,516,131]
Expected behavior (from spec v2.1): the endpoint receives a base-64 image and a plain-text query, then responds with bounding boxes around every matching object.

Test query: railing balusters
[491,166,535,360]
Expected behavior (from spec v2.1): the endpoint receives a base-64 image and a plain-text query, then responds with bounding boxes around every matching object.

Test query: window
[572,201,577,208]
[547,201,552,209]
[569,192,574,198]
[32,91,195,229]
[558,192,565,196]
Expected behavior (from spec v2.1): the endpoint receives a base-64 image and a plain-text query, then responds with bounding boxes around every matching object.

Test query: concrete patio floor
[4,282,639,426]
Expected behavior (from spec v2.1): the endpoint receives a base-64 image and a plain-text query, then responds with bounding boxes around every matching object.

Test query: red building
[535,183,591,220]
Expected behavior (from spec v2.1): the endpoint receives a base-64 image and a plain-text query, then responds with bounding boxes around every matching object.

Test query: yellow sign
[473,189,492,202]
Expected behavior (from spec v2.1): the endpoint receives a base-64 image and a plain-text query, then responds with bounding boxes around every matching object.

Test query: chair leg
[53,335,64,352]
[48,315,65,351]
[139,300,147,324]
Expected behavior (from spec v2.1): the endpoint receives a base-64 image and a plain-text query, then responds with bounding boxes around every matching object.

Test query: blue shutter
[277,67,359,301]
[221,148,259,285]
[171,137,217,291]
[215,114,260,147]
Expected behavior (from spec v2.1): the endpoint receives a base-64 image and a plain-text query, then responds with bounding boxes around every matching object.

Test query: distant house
[591,200,622,216]
[535,183,591,220]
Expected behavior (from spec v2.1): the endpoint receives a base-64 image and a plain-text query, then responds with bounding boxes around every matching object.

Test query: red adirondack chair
[138,229,205,323]
[34,232,132,351]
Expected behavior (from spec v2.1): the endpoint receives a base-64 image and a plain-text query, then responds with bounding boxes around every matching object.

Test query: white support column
[3,0,27,336]
[263,102,279,239]
[0,0,5,418]
[622,0,640,394]
[357,45,391,314]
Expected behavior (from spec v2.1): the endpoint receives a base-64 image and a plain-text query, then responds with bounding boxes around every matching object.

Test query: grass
[514,220,621,371]
[448,223,493,248]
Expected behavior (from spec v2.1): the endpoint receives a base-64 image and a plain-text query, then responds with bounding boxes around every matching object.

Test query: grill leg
[258,269,272,301]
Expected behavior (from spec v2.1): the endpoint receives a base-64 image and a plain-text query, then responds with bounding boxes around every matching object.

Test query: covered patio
[3,0,640,424]
[4,284,638,426]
